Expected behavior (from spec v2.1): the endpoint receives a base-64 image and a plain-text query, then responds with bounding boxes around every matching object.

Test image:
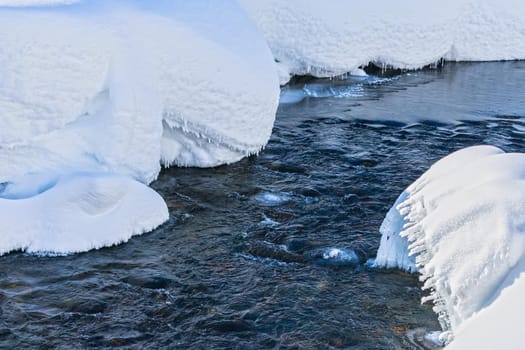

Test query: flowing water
[1,62,524,349]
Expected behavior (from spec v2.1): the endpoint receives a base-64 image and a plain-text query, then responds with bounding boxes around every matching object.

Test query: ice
[374,145,525,347]
[374,191,417,273]
[240,0,525,84]
[254,192,291,206]
[279,75,397,105]
[0,172,168,255]
[424,331,446,347]
[322,248,359,263]
[306,247,360,266]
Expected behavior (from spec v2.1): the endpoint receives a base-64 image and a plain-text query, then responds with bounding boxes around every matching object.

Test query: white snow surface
[374,145,525,347]
[240,0,525,84]
[2,0,525,256]
[0,0,279,176]
[0,0,278,254]
[0,172,168,255]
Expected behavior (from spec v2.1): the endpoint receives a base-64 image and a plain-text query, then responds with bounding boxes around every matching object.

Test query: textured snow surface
[374,146,525,347]
[0,0,278,254]
[240,0,525,84]
[0,172,168,255]
[2,0,525,255]
[0,0,279,175]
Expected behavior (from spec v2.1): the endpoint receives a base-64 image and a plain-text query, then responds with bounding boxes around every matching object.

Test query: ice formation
[374,146,525,347]
[240,0,525,84]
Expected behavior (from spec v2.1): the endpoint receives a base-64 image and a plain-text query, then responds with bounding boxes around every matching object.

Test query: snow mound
[0,0,279,176]
[0,0,278,254]
[0,172,168,255]
[240,0,525,84]
[374,145,525,346]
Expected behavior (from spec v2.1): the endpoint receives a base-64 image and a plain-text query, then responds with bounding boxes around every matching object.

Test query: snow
[240,0,525,84]
[254,192,291,206]
[374,145,525,347]
[0,0,278,254]
[0,0,279,172]
[2,0,525,259]
[321,248,359,265]
[446,270,525,349]
[0,172,168,255]
[306,247,360,266]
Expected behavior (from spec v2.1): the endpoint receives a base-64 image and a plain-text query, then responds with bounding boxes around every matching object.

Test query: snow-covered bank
[374,146,525,347]
[0,172,168,255]
[0,0,279,174]
[0,0,278,254]
[240,0,525,85]
[2,0,525,255]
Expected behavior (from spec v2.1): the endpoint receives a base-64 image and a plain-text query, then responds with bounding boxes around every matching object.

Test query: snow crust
[374,146,525,347]
[240,0,525,84]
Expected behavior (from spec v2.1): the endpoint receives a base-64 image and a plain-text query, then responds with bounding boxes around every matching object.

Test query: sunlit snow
[375,145,525,347]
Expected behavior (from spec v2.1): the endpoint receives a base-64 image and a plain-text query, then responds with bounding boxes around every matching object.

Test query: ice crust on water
[240,0,525,85]
[374,146,525,347]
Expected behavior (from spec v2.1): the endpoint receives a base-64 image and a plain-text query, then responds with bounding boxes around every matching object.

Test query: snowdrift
[240,0,525,84]
[374,146,525,348]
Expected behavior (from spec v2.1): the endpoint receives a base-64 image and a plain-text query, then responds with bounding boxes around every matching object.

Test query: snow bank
[2,0,525,257]
[239,0,525,84]
[374,146,525,347]
[0,0,278,254]
[0,0,279,176]
[0,172,168,255]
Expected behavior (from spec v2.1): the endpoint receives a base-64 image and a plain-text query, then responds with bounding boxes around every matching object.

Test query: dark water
[1,62,525,349]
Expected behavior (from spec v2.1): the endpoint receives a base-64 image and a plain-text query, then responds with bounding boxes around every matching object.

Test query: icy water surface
[1,62,525,349]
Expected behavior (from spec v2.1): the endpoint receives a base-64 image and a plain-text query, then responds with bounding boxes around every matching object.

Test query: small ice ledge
[0,172,168,255]
[374,145,525,347]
